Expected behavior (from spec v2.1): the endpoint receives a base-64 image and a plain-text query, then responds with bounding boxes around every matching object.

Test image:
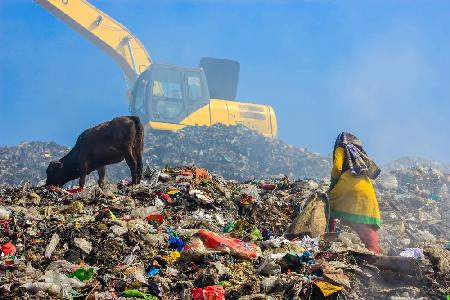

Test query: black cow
[46,116,144,189]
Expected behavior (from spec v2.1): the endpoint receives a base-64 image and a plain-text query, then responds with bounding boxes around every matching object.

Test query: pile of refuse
[1,166,448,299]
[0,125,330,186]
[384,156,450,174]
[0,141,68,186]
[376,165,450,257]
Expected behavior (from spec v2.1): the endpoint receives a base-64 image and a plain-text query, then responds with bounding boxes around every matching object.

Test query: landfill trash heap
[376,165,450,258]
[0,125,330,186]
[0,165,449,299]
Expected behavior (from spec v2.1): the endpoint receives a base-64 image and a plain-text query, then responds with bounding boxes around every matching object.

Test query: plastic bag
[399,248,424,259]
[192,285,225,300]
[186,229,259,260]
[1,241,16,255]
[69,267,95,281]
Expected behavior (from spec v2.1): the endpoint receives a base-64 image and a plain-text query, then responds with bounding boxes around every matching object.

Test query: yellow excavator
[35,0,277,137]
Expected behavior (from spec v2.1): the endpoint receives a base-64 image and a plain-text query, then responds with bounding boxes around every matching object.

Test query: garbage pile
[0,141,69,186]
[0,125,330,186]
[383,156,450,174]
[376,165,450,258]
[138,124,331,181]
[1,166,448,299]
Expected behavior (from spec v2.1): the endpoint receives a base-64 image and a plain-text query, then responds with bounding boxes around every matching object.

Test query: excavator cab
[130,59,276,137]
[131,64,210,124]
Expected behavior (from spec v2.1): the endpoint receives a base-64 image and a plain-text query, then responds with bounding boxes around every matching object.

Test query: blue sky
[1,0,449,164]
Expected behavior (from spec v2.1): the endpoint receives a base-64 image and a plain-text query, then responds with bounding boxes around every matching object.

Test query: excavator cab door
[130,70,150,122]
[148,66,187,123]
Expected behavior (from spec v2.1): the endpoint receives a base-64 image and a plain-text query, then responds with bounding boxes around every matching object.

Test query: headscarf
[333,132,380,179]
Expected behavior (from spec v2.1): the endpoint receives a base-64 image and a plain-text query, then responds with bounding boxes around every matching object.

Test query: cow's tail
[131,116,144,181]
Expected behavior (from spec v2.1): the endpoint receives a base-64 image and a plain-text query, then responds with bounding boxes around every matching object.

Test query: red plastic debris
[188,229,258,260]
[1,241,17,255]
[192,285,225,300]
[146,214,164,225]
[67,187,83,194]
[156,192,173,203]
[0,220,9,229]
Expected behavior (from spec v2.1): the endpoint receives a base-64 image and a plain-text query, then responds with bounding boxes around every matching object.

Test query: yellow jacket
[328,147,381,227]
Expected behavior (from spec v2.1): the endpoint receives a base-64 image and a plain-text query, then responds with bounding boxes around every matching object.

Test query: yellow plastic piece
[163,250,180,264]
[312,280,343,297]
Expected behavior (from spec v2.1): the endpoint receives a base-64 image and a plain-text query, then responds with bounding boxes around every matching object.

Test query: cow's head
[46,161,66,186]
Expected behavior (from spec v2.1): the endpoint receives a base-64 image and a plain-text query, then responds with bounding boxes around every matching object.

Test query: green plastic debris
[223,221,235,233]
[123,289,158,300]
[70,289,81,297]
[250,227,263,241]
[200,179,211,186]
[443,242,450,250]
[218,280,226,286]
[165,226,178,237]
[109,211,117,220]
[430,193,439,201]
[69,267,94,281]
[447,295,450,300]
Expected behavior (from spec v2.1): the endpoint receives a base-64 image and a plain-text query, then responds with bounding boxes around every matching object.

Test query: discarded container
[45,233,60,258]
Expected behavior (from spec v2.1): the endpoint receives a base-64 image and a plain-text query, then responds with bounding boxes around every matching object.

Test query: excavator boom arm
[35,0,152,83]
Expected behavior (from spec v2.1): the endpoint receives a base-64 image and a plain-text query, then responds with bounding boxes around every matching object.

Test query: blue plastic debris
[169,235,185,252]
[147,267,160,276]
[300,251,315,265]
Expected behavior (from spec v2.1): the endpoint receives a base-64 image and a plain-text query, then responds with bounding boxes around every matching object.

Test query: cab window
[152,68,185,120]
[187,72,202,102]
[152,69,182,99]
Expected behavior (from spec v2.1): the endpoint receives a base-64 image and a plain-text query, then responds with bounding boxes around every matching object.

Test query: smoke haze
[0,0,449,164]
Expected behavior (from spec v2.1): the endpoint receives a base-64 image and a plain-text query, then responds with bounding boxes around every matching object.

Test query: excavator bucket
[200,57,240,100]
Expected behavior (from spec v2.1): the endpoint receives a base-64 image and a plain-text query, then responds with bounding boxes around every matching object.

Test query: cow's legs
[97,166,106,189]
[79,161,88,188]
[124,149,138,184]
[133,147,143,183]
